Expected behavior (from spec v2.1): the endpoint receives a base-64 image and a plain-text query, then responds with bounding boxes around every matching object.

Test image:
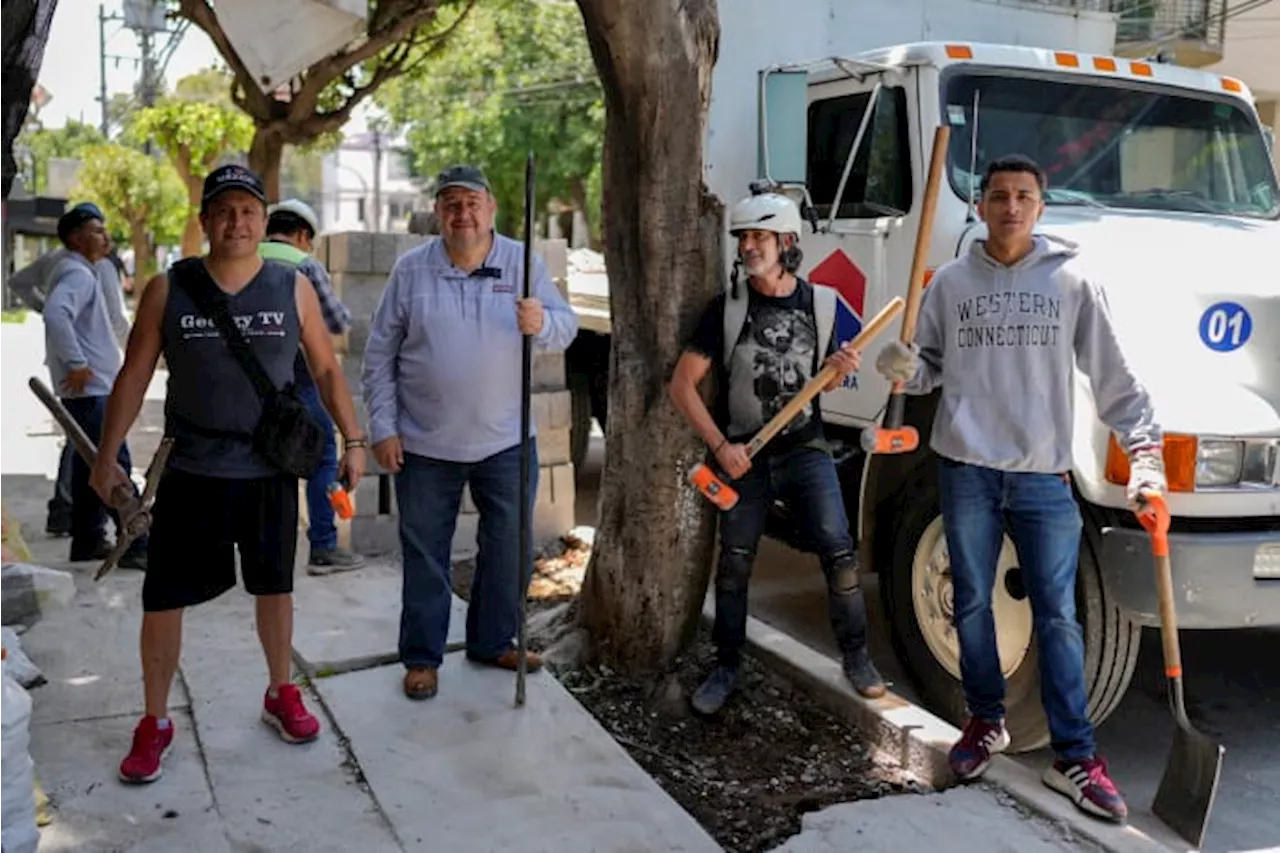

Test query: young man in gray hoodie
[875,156,1165,823]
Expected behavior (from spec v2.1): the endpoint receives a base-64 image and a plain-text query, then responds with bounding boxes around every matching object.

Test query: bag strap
[172,257,279,405]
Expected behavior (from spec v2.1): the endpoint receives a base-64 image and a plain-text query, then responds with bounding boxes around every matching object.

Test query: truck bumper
[1098,526,1280,629]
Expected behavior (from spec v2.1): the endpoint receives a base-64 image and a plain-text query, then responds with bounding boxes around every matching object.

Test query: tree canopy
[378,0,603,240]
[14,119,105,194]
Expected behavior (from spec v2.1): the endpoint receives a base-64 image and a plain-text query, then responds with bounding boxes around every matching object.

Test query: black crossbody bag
[172,257,326,479]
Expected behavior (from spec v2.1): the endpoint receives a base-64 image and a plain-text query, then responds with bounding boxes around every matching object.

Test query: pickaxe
[28,376,171,581]
[860,123,950,456]
[688,296,905,511]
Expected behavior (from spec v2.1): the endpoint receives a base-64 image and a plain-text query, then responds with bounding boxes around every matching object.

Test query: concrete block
[372,233,400,275]
[351,471,395,516]
[311,660,722,853]
[312,234,329,268]
[326,231,374,274]
[537,426,572,467]
[396,233,428,258]
[549,461,574,504]
[347,316,371,355]
[533,389,572,432]
[292,561,468,677]
[537,237,569,281]
[532,350,566,391]
[352,514,401,556]
[330,271,388,320]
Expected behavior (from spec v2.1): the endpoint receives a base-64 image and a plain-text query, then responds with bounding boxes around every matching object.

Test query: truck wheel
[883,492,1139,753]
[569,370,593,474]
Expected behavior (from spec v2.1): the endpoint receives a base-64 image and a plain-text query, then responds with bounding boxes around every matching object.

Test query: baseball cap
[202,164,267,209]
[57,202,105,243]
[267,198,320,236]
[435,164,491,196]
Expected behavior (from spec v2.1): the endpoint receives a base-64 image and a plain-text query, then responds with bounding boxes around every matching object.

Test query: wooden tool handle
[900,125,949,346]
[745,296,904,458]
[1154,552,1183,679]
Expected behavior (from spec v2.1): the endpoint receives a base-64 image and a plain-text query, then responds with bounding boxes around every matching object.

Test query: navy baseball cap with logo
[435,164,491,196]
[201,164,267,210]
[57,202,106,243]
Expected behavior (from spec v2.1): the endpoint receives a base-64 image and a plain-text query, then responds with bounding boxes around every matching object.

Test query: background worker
[874,155,1165,823]
[362,164,579,701]
[259,197,365,573]
[668,192,884,716]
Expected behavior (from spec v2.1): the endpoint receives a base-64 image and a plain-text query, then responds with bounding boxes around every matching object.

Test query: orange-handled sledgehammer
[861,123,950,455]
[689,295,905,511]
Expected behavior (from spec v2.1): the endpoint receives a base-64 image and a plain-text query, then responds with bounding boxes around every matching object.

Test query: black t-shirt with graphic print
[686,277,837,458]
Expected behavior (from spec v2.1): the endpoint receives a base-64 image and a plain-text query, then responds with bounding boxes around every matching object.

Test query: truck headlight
[1196,440,1243,487]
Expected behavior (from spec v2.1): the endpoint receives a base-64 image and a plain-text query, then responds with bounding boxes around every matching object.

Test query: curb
[704,601,1187,853]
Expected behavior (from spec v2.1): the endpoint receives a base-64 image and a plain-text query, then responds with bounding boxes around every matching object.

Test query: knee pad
[715,546,755,595]
[824,550,860,595]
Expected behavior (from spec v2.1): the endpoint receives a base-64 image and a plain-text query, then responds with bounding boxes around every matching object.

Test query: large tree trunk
[181,176,204,258]
[248,129,285,203]
[574,0,724,674]
[2,0,57,200]
[129,223,154,299]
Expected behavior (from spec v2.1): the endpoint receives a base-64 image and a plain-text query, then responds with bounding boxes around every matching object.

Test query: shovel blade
[1152,722,1225,849]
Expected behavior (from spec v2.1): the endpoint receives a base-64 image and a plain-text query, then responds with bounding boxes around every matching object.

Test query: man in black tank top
[89,165,368,785]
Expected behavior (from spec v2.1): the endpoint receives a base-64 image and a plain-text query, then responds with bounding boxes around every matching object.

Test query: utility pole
[372,131,383,233]
[99,5,110,136]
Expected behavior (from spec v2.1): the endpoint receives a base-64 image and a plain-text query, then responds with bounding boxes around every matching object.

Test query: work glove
[1126,446,1167,510]
[875,340,920,384]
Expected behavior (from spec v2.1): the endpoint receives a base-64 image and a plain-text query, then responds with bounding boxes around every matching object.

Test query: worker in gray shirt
[11,230,133,536]
[43,203,147,568]
[362,164,578,701]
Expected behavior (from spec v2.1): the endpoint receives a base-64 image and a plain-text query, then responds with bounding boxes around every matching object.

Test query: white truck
[678,38,1278,751]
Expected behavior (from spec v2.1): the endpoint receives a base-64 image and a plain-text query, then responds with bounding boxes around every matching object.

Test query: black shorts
[143,469,299,612]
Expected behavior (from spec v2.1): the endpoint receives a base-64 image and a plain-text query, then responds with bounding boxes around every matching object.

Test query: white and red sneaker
[1044,755,1129,822]
[262,684,321,744]
[948,716,1010,781]
[119,715,175,784]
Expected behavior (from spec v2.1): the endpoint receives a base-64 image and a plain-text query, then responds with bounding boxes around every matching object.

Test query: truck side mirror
[757,69,809,186]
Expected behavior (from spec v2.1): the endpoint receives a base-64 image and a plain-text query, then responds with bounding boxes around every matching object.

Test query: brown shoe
[403,667,438,700]
[469,649,543,673]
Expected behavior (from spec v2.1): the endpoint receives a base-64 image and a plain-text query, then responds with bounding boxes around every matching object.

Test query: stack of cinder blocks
[312,231,577,562]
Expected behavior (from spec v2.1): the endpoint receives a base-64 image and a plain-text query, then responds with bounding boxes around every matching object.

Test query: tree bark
[248,130,285,202]
[129,224,154,298]
[574,0,724,674]
[2,0,57,200]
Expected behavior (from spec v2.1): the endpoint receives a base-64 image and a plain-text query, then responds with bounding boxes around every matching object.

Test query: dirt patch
[453,533,920,852]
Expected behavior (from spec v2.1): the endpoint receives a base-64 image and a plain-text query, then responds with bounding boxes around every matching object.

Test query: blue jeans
[62,395,147,558]
[937,457,1094,761]
[297,375,338,552]
[394,443,538,669]
[712,445,867,668]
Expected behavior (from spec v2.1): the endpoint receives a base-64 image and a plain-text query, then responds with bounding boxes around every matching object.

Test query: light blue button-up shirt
[361,233,579,463]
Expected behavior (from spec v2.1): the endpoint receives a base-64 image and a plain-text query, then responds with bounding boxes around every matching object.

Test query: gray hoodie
[43,252,124,399]
[906,235,1161,473]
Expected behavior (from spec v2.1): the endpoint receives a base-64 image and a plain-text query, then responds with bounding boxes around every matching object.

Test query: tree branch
[175,0,272,118]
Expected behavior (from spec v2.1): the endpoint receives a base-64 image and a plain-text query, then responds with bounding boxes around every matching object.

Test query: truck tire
[569,370,593,474]
[882,490,1139,753]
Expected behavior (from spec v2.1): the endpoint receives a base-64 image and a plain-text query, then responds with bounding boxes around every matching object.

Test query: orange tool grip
[1135,492,1171,557]
[327,481,355,520]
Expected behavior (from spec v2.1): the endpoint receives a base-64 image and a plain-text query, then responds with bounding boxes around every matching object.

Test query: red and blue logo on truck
[808,249,867,389]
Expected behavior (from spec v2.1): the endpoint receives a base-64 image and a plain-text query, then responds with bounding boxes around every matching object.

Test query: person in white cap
[259,198,365,572]
[668,191,884,715]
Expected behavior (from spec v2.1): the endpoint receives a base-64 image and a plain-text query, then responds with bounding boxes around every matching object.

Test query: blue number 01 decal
[1198,301,1252,352]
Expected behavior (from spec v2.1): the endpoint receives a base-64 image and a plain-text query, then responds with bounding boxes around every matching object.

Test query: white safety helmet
[728,192,803,238]
[267,198,321,237]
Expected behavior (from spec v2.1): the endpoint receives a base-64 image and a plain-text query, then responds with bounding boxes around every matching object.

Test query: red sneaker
[261,684,321,744]
[119,715,175,784]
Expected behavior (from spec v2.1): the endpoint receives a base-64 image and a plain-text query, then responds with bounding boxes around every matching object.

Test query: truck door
[799,71,919,427]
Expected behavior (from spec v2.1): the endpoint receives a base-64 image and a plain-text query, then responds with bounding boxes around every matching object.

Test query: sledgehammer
[860,124,950,456]
[688,296,905,511]
[28,376,171,581]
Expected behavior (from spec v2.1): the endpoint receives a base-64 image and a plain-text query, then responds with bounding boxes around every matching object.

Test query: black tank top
[162,259,301,478]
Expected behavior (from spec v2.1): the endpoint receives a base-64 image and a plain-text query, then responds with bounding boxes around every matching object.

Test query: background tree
[14,119,105,194]
[571,0,725,672]
[2,0,58,199]
[130,99,255,256]
[174,0,478,200]
[378,0,604,242]
[72,143,187,285]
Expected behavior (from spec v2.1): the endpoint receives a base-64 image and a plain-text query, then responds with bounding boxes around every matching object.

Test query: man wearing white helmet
[669,192,886,714]
[259,198,366,572]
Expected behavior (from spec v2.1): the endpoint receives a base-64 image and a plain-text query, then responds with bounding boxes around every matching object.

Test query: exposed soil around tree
[451,534,921,853]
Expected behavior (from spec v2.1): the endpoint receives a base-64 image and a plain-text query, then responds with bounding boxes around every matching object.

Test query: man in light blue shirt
[43,203,147,568]
[362,164,578,700]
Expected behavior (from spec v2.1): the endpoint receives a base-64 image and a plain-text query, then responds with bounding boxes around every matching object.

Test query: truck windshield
[943,71,1280,220]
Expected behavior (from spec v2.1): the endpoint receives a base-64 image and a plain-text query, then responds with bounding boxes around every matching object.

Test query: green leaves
[129,99,255,181]
[70,144,187,247]
[377,0,603,240]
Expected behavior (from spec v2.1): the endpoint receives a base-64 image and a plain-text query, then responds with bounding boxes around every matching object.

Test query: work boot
[45,508,71,538]
[69,539,111,562]
[842,647,886,699]
[1043,755,1128,822]
[403,668,438,701]
[307,547,365,576]
[466,648,543,673]
[691,665,739,716]
[949,716,1010,781]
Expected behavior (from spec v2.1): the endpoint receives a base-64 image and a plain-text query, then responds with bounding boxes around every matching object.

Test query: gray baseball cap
[435,164,491,196]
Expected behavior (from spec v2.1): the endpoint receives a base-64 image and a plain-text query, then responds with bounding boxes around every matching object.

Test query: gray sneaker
[842,647,886,699]
[307,548,366,576]
[691,665,740,715]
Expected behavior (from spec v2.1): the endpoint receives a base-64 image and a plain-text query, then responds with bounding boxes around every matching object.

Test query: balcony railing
[1112,0,1228,49]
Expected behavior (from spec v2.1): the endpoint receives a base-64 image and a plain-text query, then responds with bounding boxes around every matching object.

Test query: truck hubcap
[911,516,1034,681]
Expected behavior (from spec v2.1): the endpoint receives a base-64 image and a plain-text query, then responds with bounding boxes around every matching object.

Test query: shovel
[515,150,535,708]
[1135,492,1224,849]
